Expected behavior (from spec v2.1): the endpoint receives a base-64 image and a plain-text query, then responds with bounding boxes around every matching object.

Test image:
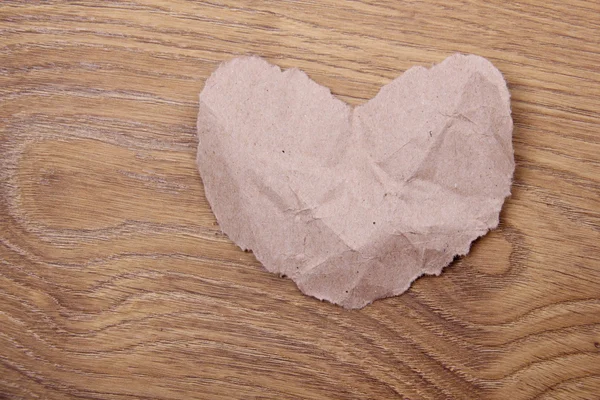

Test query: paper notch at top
[196,54,514,309]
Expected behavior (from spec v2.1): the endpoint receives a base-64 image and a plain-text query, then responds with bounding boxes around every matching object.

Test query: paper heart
[196,54,514,308]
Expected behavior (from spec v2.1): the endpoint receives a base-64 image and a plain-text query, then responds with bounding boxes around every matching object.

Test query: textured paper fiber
[197,54,514,308]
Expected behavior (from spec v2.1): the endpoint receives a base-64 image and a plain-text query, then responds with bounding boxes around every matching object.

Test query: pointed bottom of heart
[197,53,514,309]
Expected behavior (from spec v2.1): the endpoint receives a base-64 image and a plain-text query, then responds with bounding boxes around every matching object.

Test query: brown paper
[196,54,514,309]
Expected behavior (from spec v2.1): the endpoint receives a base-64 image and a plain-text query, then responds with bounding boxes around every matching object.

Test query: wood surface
[1,1,599,399]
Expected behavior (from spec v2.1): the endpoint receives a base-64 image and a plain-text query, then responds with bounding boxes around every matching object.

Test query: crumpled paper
[196,54,514,309]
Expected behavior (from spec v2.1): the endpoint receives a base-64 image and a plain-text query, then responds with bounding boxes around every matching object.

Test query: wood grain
[1,1,599,399]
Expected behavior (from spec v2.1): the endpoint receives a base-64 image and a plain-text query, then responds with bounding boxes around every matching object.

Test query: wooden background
[1,1,599,399]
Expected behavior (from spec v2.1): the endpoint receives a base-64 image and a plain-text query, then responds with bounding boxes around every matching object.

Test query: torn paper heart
[196,54,514,309]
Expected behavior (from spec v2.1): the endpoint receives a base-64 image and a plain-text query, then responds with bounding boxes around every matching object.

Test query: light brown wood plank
[1,1,599,399]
